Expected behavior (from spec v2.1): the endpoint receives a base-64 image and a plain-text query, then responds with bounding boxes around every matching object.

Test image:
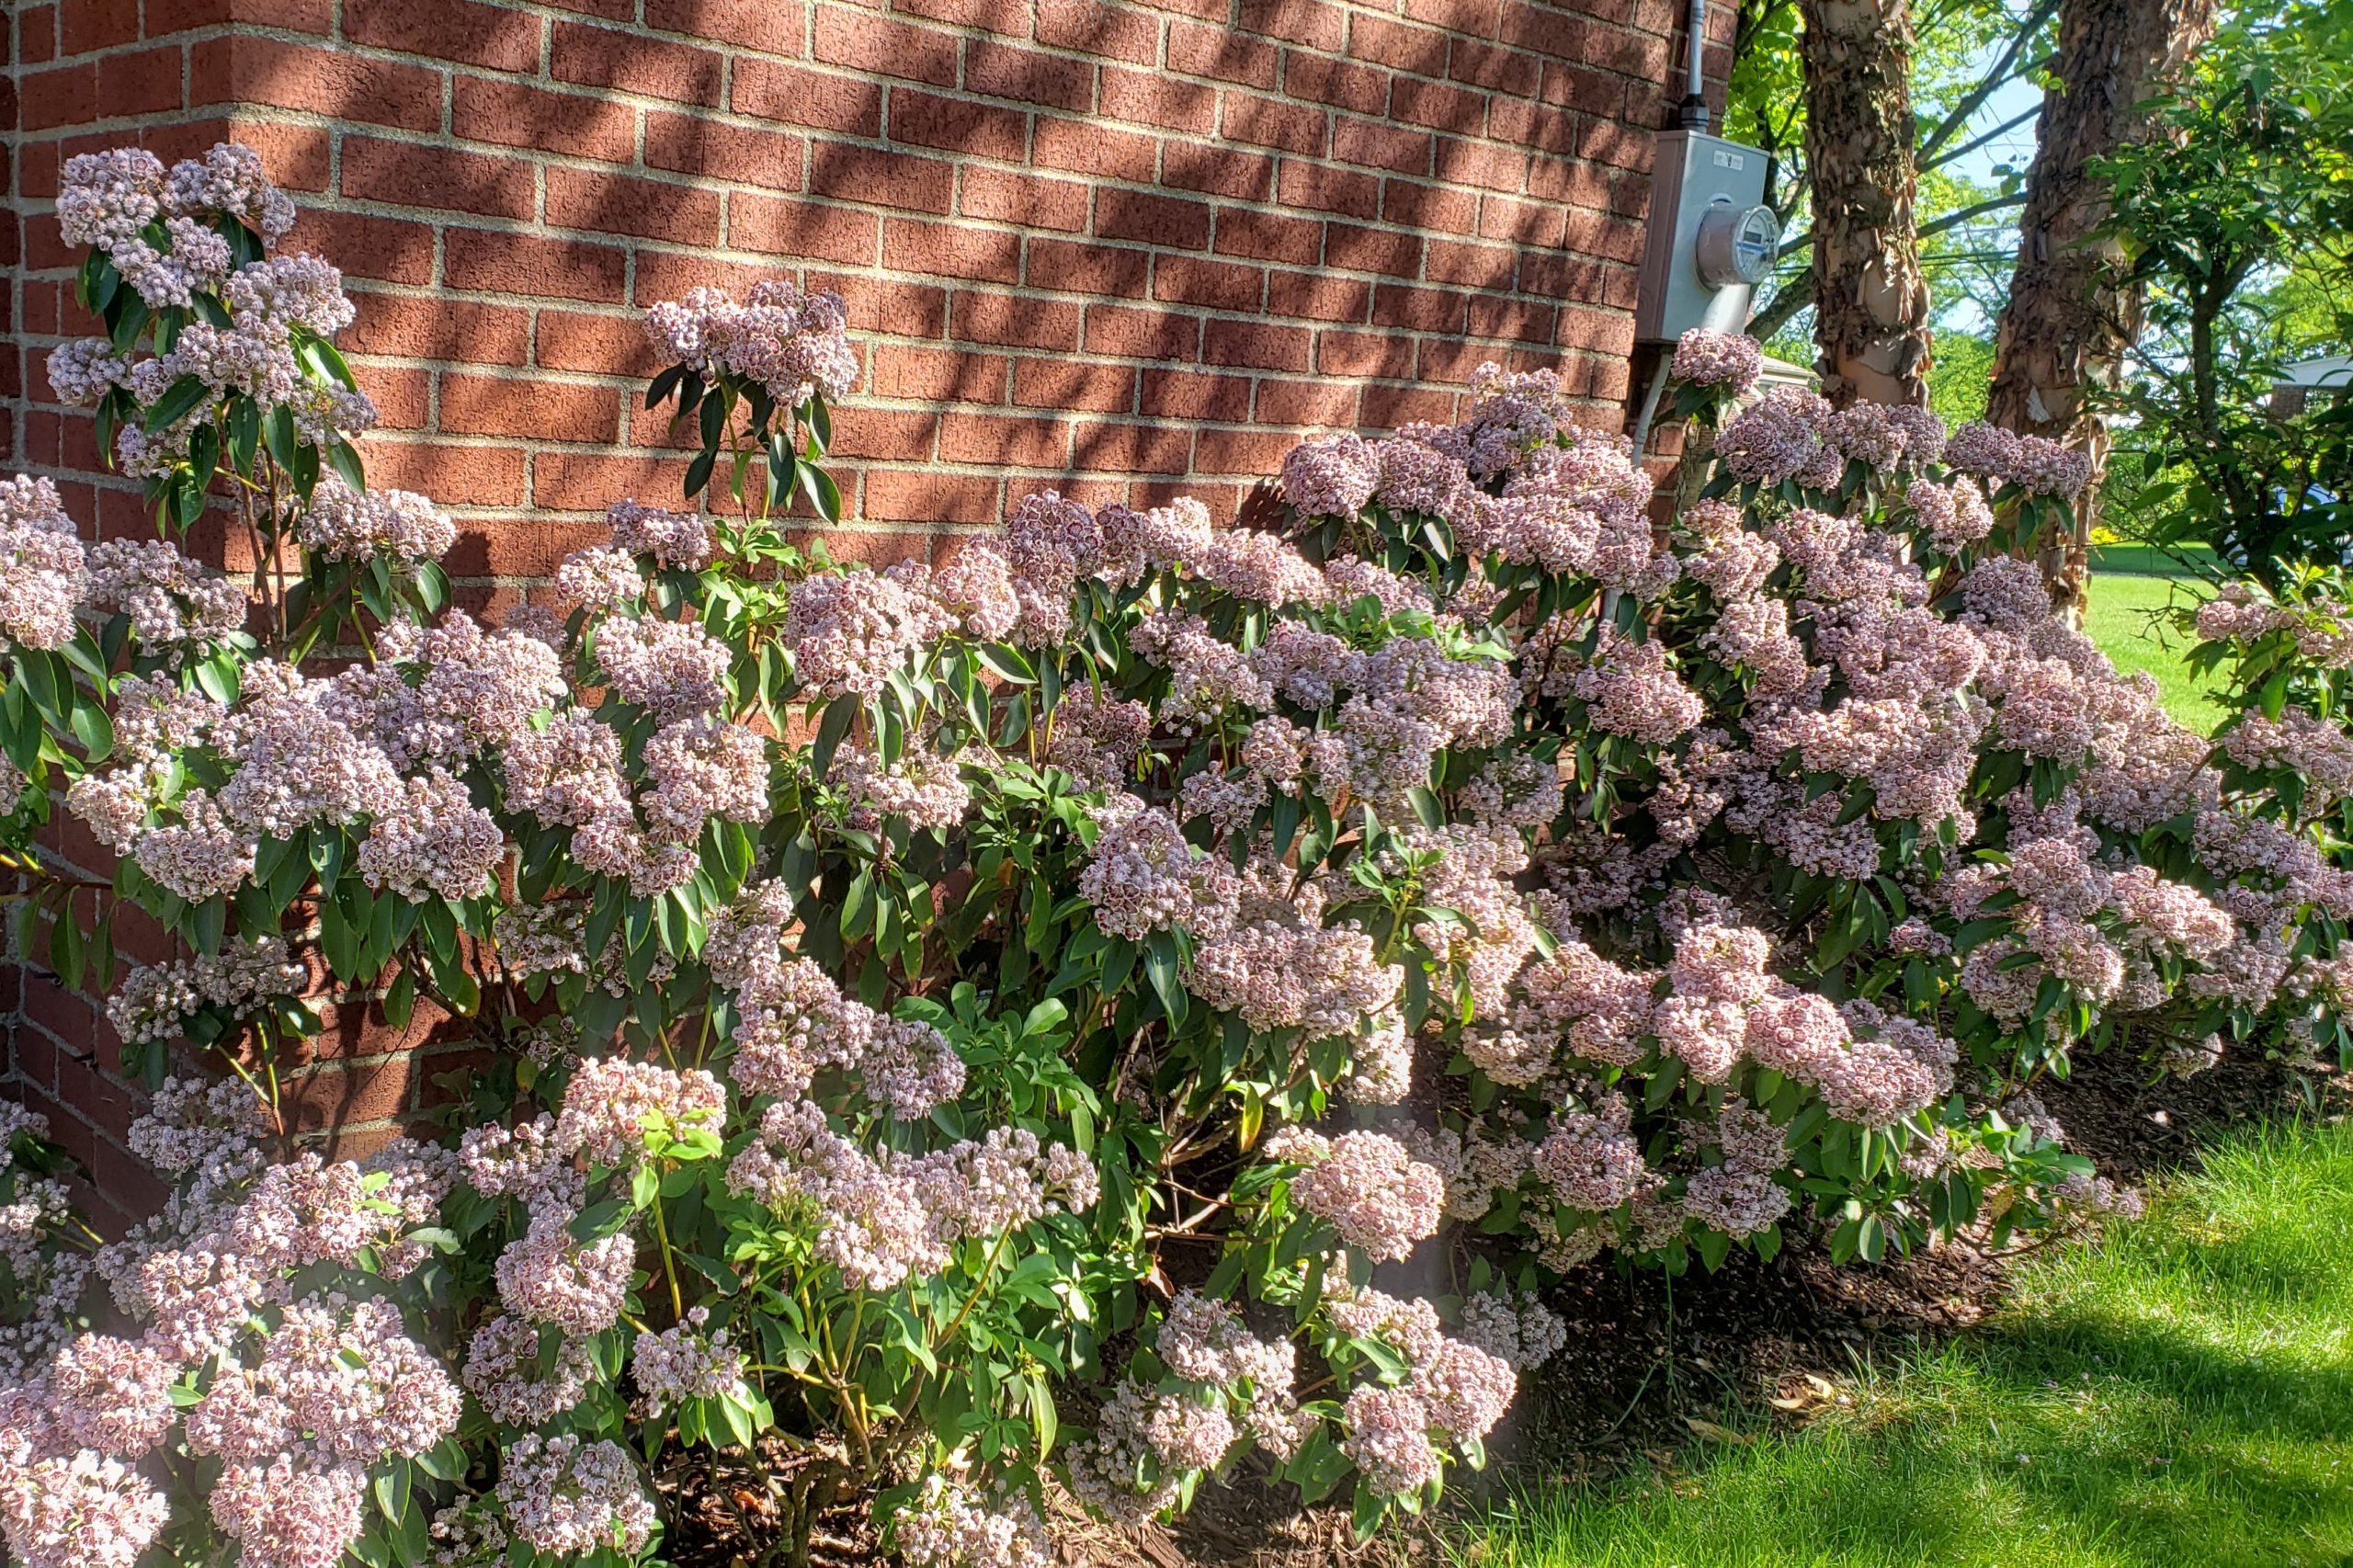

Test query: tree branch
[1924,103,2045,175]
[1916,0,2062,167]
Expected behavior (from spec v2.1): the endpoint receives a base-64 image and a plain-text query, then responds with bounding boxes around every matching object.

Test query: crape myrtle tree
[1,147,2348,1568]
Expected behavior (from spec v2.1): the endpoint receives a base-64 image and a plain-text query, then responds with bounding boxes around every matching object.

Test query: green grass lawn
[2079,564,2225,734]
[1461,1119,2353,1568]
[2089,567,2211,734]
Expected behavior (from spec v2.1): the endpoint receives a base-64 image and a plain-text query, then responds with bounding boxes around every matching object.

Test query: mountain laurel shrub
[0,145,2347,1568]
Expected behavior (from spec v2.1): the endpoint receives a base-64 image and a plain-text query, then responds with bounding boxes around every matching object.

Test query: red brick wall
[3,0,1729,1208]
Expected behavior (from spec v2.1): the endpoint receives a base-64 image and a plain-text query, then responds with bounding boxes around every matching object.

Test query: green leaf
[143,374,210,433]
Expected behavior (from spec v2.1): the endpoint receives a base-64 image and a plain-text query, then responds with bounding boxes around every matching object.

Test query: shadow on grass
[1473,1125,2353,1568]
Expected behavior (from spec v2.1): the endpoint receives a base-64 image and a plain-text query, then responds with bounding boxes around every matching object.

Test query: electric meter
[1696,201,1779,289]
[1631,130,1777,342]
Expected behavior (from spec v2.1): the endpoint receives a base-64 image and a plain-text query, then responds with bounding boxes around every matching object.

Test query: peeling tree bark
[1801,0,1935,409]
[1987,0,2218,611]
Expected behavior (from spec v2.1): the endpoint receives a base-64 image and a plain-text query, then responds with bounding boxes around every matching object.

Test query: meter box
[1633,131,1779,343]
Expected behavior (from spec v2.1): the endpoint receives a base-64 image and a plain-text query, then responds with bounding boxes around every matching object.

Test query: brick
[1326,222,1412,278]
[1074,421,1192,472]
[732,195,881,265]
[961,167,1090,233]
[1212,207,1322,265]
[1084,304,1200,361]
[552,23,725,107]
[1168,20,1278,87]
[1498,2,1587,61]
[1096,190,1211,250]
[1449,38,1541,93]
[1202,318,1309,372]
[1433,135,1529,193]
[1426,237,1517,288]
[811,144,953,215]
[814,6,960,86]
[1036,0,1160,65]
[17,63,97,132]
[1404,0,1503,32]
[454,78,638,164]
[892,90,1029,162]
[1014,359,1135,413]
[98,49,187,117]
[1539,59,1625,114]
[193,39,441,132]
[61,0,137,51]
[1154,256,1264,312]
[362,362,437,428]
[535,452,694,511]
[17,6,55,65]
[282,211,433,289]
[1315,327,1415,378]
[343,138,534,221]
[1476,192,1569,248]
[1391,75,1487,132]
[548,168,721,244]
[1266,268,1370,321]
[646,111,805,191]
[1238,0,1344,50]
[537,310,660,378]
[446,230,630,303]
[942,413,1068,467]
[1025,238,1151,299]
[1195,426,1297,473]
[965,40,1097,111]
[831,409,940,461]
[1384,178,1479,233]
[1578,116,1654,172]
[895,0,1030,33]
[1485,87,1569,145]
[146,0,335,30]
[950,290,1077,348]
[367,441,528,506]
[1360,382,1457,426]
[1033,117,1157,182]
[1334,115,1432,174]
[862,468,1000,523]
[1101,68,1217,135]
[1372,282,1468,333]
[1276,160,1379,220]
[345,0,541,73]
[733,60,884,135]
[1255,376,1361,426]
[1222,92,1327,155]
[874,345,1011,402]
[884,219,1024,283]
[1584,22,1666,77]
[1161,144,1278,202]
[646,0,803,53]
[1285,53,1389,117]
[1563,207,1645,263]
[1468,294,1562,343]
[810,272,951,335]
[1347,15,1449,75]
[345,294,530,366]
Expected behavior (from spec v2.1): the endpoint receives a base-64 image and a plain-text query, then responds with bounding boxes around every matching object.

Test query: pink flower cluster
[642,279,858,408]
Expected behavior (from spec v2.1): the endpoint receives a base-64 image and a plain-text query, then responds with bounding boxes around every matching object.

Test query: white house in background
[2274,355,2353,415]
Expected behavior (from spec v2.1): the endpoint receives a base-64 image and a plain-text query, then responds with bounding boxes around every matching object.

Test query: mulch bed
[664,1045,2331,1568]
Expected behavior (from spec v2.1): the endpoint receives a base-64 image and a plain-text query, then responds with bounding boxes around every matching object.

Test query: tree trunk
[1986,0,2219,611]
[1800,0,1934,408]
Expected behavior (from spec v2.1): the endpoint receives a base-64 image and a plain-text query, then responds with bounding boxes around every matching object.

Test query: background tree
[2094,4,2353,585]
[1984,0,2218,609]
[1735,0,2059,364]
[1800,0,1937,406]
